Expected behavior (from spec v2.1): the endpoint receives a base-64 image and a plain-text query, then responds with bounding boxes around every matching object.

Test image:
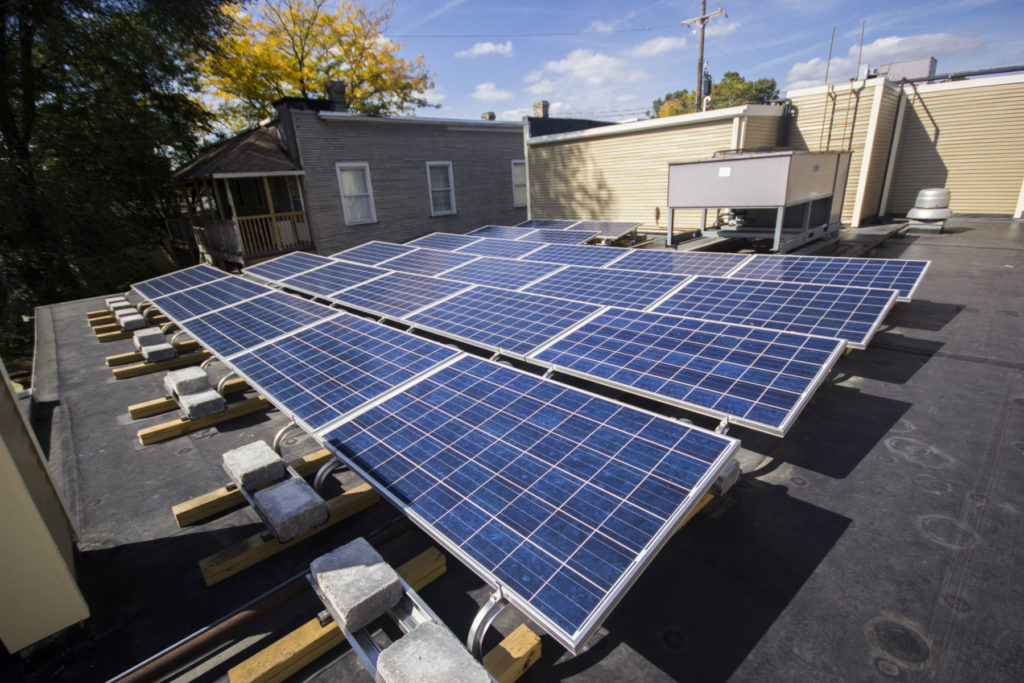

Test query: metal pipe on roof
[903,64,1024,83]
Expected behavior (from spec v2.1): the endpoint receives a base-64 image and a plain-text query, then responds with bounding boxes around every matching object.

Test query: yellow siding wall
[859,82,901,220]
[888,78,1024,215]
[741,115,783,150]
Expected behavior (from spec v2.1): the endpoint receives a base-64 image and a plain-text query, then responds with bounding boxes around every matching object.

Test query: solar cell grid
[469,225,536,240]
[407,232,482,250]
[441,257,563,290]
[520,244,629,268]
[456,237,545,259]
[151,276,271,322]
[381,248,479,276]
[280,260,387,298]
[523,265,689,309]
[231,314,459,432]
[321,354,737,650]
[407,286,602,357]
[609,249,751,277]
[651,276,897,348]
[530,307,844,435]
[244,252,332,282]
[332,241,414,265]
[731,254,929,301]
[332,271,472,319]
[516,219,579,229]
[519,229,599,245]
[133,264,228,300]
[566,221,641,239]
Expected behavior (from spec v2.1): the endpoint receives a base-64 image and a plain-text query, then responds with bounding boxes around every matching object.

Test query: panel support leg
[468,590,508,660]
[215,371,238,395]
[314,458,346,496]
[272,421,301,455]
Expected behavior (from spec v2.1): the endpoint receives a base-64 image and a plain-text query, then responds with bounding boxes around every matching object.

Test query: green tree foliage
[650,72,779,118]
[0,0,232,355]
[203,0,436,131]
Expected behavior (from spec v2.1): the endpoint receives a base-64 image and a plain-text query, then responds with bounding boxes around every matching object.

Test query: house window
[335,162,377,225]
[426,161,456,216]
[511,160,527,208]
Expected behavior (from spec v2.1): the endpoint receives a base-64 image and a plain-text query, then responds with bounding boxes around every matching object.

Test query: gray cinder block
[119,313,146,331]
[141,343,176,363]
[105,296,128,308]
[375,622,491,683]
[177,388,225,420]
[113,305,138,320]
[311,537,403,633]
[163,366,210,397]
[133,328,165,351]
[222,441,285,490]
[253,478,328,543]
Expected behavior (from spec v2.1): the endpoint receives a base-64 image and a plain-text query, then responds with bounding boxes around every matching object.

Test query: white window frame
[425,161,457,216]
[335,162,377,225]
[511,159,527,208]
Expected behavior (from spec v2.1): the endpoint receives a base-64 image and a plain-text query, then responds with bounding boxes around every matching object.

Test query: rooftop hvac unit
[666,150,852,252]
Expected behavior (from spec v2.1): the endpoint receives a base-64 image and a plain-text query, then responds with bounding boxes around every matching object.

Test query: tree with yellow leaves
[203,0,435,130]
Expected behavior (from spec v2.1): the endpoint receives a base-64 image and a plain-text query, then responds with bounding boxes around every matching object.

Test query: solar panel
[566,221,641,240]
[320,354,738,652]
[380,248,479,277]
[244,252,333,282]
[150,276,271,322]
[650,277,897,349]
[730,254,930,301]
[523,266,689,309]
[332,271,472,319]
[332,241,415,265]
[406,233,482,251]
[520,229,599,245]
[516,219,579,229]
[279,260,387,298]
[176,291,337,358]
[468,225,536,240]
[231,314,459,433]
[407,286,602,358]
[456,237,546,259]
[609,250,751,277]
[530,308,845,435]
[521,244,629,268]
[133,264,228,300]
[441,257,563,290]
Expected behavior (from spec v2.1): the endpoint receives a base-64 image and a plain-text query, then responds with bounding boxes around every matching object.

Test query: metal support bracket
[715,417,731,434]
[316,609,334,628]
[467,589,508,659]
[160,322,178,335]
[170,331,187,347]
[314,458,346,496]
[489,350,501,361]
[215,371,237,395]
[272,422,301,455]
[200,356,217,371]
[542,369,554,380]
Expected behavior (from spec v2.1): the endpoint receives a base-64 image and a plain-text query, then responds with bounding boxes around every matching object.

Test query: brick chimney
[325,81,349,111]
[480,112,496,121]
[533,100,550,118]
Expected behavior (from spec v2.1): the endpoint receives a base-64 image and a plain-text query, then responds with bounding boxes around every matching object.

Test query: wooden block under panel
[113,350,211,379]
[136,396,268,446]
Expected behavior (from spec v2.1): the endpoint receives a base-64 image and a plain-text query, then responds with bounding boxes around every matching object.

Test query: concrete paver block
[119,314,146,331]
[311,537,403,633]
[222,441,285,490]
[177,388,225,420]
[163,366,210,397]
[253,478,328,543]
[113,305,138,320]
[105,296,128,308]
[132,328,165,351]
[141,343,176,363]
[376,622,491,683]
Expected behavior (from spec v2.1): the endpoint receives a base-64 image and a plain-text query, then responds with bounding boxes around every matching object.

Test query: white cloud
[455,41,514,58]
[499,107,531,120]
[472,82,514,101]
[419,87,445,104]
[542,49,648,88]
[525,79,556,96]
[587,20,615,33]
[624,35,687,58]
[706,20,739,37]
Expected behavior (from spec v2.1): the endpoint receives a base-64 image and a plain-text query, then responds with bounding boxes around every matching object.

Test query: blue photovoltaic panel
[519,229,599,245]
[321,355,738,651]
[407,286,601,357]
[133,264,228,300]
[244,252,333,282]
[730,254,929,301]
[280,260,387,298]
[178,291,335,358]
[530,308,845,435]
[521,244,629,268]
[151,276,271,322]
[231,314,459,432]
[469,225,536,240]
[516,219,579,230]
[566,221,641,239]
[407,233,482,251]
[381,248,480,277]
[332,241,415,265]
[523,266,689,309]
[651,276,897,349]
[332,271,472,319]
[609,250,750,277]
[456,238,545,259]
[441,257,562,290]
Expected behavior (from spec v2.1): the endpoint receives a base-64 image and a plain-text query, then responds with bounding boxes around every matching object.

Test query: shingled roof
[173,123,300,181]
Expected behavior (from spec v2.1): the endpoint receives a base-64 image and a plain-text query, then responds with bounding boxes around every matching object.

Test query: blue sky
[377,0,1024,121]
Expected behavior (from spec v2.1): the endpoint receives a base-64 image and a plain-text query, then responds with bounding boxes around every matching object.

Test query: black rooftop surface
[173,123,300,181]
[5,217,1024,681]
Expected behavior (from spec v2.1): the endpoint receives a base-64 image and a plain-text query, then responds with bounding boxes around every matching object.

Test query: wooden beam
[137,396,268,446]
[199,483,380,587]
[171,448,333,528]
[128,376,249,419]
[113,350,211,380]
[482,624,542,683]
[87,309,112,319]
[89,315,116,327]
[97,330,135,343]
[94,322,123,335]
[227,548,446,683]
[105,339,200,367]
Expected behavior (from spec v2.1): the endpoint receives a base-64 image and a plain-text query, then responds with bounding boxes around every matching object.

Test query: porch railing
[236,211,313,256]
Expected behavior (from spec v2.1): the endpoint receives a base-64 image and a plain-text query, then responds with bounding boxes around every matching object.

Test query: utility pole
[682,3,726,107]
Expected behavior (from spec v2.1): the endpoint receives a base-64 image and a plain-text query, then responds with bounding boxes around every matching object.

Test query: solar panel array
[610,249,750,277]
[731,254,930,301]
[147,277,271,322]
[456,237,544,259]
[515,218,641,240]
[523,266,690,309]
[332,241,414,265]
[133,264,228,300]
[406,232,482,251]
[245,251,333,282]
[279,260,388,299]
[442,257,564,290]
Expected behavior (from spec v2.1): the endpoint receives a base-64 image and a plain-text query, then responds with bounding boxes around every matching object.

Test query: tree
[203,0,436,130]
[649,72,778,118]
[0,1,232,355]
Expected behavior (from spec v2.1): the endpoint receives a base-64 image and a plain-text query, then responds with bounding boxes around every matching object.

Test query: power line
[388,24,680,39]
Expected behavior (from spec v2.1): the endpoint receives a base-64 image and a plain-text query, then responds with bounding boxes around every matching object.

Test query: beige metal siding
[860,82,901,220]
[740,115,783,150]
[888,78,1024,215]
[292,111,526,254]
